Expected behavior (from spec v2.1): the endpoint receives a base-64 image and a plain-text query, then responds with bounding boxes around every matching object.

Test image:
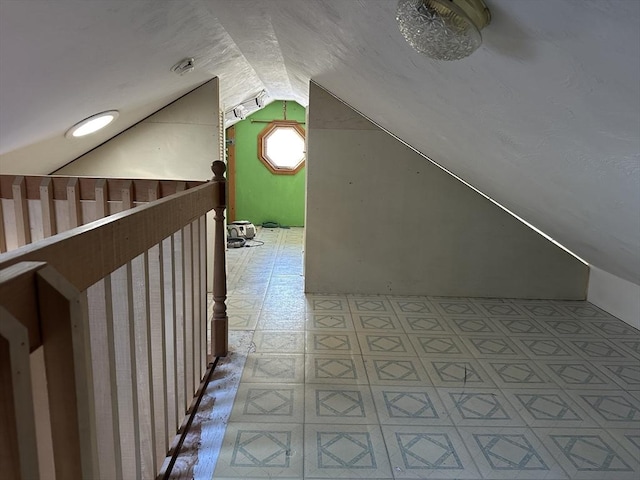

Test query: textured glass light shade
[396,0,489,61]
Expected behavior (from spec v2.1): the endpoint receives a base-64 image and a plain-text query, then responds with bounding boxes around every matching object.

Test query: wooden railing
[0,174,205,253]
[0,162,228,479]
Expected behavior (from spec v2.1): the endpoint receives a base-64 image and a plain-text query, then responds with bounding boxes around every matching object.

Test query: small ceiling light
[65,110,119,138]
[396,0,491,60]
[232,105,247,120]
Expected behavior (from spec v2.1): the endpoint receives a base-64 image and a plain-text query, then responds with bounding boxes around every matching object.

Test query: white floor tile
[306,354,369,385]
[305,331,361,355]
[457,426,569,479]
[371,386,453,426]
[363,356,431,387]
[305,384,377,425]
[214,422,304,479]
[241,353,305,383]
[534,427,640,479]
[304,424,392,479]
[229,383,305,423]
[381,425,480,478]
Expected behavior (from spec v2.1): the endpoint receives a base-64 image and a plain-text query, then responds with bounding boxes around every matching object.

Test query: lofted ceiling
[0,0,638,285]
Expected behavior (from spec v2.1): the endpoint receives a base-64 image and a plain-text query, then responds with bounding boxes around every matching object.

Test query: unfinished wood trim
[0,200,6,253]
[211,161,228,356]
[199,215,207,372]
[37,265,99,479]
[130,254,155,478]
[121,181,133,210]
[67,177,82,228]
[95,179,109,219]
[0,307,39,480]
[142,251,158,474]
[176,181,186,193]
[227,125,236,222]
[103,273,124,479]
[40,177,57,238]
[183,224,194,410]
[146,245,167,472]
[162,236,177,446]
[0,261,47,351]
[111,264,139,478]
[257,121,306,175]
[12,176,31,246]
[173,231,186,421]
[31,347,55,478]
[86,279,119,480]
[0,181,215,292]
[0,175,205,201]
[148,181,160,203]
[191,219,201,385]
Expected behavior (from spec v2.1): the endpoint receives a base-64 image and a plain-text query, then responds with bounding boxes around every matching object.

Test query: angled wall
[305,82,589,298]
[54,78,220,292]
[55,78,220,180]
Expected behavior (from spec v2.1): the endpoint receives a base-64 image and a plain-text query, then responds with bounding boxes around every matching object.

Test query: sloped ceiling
[0,0,638,284]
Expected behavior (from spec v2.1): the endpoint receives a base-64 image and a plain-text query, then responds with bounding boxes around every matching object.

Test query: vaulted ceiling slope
[0,0,638,284]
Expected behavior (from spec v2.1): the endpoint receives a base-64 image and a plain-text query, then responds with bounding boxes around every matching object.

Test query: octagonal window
[258,121,306,174]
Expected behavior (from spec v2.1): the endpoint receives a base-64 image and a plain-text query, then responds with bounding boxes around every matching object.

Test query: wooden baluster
[199,215,207,375]
[146,239,167,469]
[211,161,228,357]
[191,218,201,384]
[37,265,98,479]
[161,235,177,444]
[148,181,160,203]
[95,178,109,219]
[183,223,194,409]
[172,229,185,422]
[40,177,57,238]
[12,176,30,246]
[0,307,39,480]
[0,200,7,253]
[67,177,82,228]
[121,181,133,210]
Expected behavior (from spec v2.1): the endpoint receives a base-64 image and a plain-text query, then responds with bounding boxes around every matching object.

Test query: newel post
[211,161,228,357]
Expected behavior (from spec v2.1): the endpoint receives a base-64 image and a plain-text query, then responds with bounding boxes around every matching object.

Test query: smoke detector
[171,58,196,75]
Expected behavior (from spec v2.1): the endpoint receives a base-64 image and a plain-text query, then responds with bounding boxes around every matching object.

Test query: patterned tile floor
[205,227,640,480]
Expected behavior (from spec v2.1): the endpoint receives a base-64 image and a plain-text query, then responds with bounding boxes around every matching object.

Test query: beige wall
[55,78,220,180]
[588,266,640,329]
[56,78,220,291]
[304,83,589,299]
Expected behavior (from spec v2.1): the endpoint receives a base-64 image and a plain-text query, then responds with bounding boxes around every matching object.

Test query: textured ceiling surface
[0,0,638,284]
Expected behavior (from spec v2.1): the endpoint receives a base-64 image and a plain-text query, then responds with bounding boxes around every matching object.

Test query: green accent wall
[231,100,306,226]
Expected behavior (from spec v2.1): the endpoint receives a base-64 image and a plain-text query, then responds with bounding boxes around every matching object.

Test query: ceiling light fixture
[65,110,119,138]
[224,91,270,126]
[396,0,491,60]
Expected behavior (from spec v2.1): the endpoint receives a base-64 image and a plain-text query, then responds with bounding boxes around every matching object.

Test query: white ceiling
[0,0,638,284]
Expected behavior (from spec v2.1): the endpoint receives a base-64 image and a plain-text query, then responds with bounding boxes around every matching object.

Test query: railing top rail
[0,181,215,293]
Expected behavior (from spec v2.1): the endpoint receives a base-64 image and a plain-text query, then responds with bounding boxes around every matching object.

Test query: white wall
[55,78,220,180]
[305,83,589,299]
[588,266,640,329]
